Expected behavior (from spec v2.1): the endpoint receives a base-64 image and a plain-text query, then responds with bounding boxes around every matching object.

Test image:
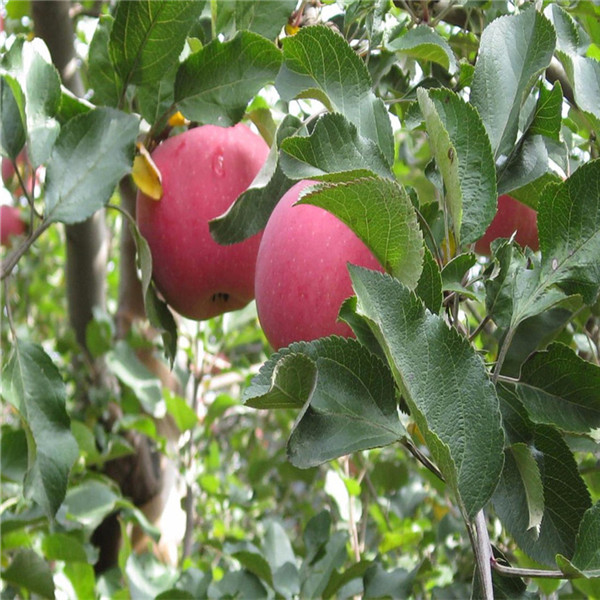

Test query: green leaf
[514,343,600,434]
[493,425,591,566]
[136,64,177,127]
[299,178,424,286]
[64,562,96,600]
[3,38,61,167]
[571,502,600,571]
[2,340,78,519]
[276,25,394,165]
[41,532,88,562]
[63,478,120,529]
[286,340,404,468]
[510,443,544,534]
[164,390,198,432]
[224,541,273,587]
[470,8,556,158]
[528,82,563,141]
[88,14,122,107]
[209,114,303,244]
[106,340,165,417]
[386,25,457,73]
[363,563,419,600]
[1,549,55,600]
[350,266,504,519]
[44,108,138,224]
[209,570,269,599]
[175,31,282,126]
[537,159,600,305]
[557,51,600,122]
[232,0,297,41]
[123,213,178,364]
[0,74,27,159]
[0,428,28,483]
[109,0,204,88]
[301,530,348,599]
[246,337,403,467]
[545,4,590,55]
[497,134,552,196]
[415,245,443,314]
[417,87,497,245]
[441,252,479,299]
[264,520,300,597]
[280,113,393,181]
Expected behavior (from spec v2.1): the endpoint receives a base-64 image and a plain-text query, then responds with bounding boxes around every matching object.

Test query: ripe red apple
[255,180,383,350]
[0,205,26,247]
[474,194,539,255]
[136,124,269,320]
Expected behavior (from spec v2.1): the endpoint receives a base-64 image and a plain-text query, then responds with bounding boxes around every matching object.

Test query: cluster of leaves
[1,0,600,598]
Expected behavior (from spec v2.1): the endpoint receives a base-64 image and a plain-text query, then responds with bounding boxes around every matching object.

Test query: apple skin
[0,205,26,247]
[255,180,383,350]
[136,124,269,320]
[474,194,539,255]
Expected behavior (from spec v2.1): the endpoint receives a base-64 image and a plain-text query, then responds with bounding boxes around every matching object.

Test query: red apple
[474,194,539,255]
[0,205,26,247]
[255,180,383,350]
[136,124,269,320]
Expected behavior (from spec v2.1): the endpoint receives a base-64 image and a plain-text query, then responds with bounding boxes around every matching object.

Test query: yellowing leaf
[168,110,188,127]
[132,142,162,200]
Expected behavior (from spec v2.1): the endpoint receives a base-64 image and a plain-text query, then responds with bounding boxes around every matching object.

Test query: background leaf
[276,25,394,165]
[470,8,556,158]
[231,0,297,41]
[44,108,138,224]
[175,31,282,126]
[350,267,504,519]
[1,549,55,600]
[571,502,600,571]
[386,25,457,73]
[299,177,424,287]
[2,341,78,519]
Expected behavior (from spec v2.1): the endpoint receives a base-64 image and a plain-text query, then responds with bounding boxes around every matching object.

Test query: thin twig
[469,314,491,341]
[492,326,517,384]
[401,438,445,482]
[1,221,50,280]
[491,559,576,580]
[473,510,494,600]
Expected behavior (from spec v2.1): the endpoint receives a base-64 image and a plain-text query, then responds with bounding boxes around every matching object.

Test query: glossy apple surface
[0,205,26,247]
[255,180,383,350]
[474,194,539,255]
[136,124,269,320]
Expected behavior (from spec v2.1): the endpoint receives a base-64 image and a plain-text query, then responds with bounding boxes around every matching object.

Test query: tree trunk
[32,0,108,352]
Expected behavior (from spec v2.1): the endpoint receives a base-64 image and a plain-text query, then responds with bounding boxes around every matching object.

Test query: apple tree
[1,1,600,598]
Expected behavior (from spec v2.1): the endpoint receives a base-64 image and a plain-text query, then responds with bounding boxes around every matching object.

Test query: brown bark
[33,0,109,351]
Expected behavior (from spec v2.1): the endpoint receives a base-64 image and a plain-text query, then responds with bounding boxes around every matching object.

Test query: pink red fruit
[475,194,539,255]
[0,205,26,247]
[255,180,383,350]
[136,124,269,320]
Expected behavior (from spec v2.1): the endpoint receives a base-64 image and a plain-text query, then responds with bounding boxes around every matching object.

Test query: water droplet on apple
[212,151,225,177]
